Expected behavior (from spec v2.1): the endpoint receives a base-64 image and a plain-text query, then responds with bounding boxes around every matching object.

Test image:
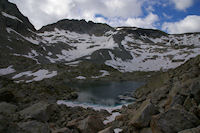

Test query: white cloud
[125,13,159,29]
[163,13,172,19]
[171,0,193,10]
[9,0,144,29]
[162,15,200,34]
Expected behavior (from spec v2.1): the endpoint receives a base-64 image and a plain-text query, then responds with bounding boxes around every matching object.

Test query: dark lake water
[68,81,145,106]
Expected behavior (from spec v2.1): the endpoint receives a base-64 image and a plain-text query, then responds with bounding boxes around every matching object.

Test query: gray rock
[98,126,114,133]
[190,80,200,103]
[52,127,72,133]
[151,108,200,133]
[140,128,152,133]
[129,99,159,128]
[18,120,50,133]
[67,115,104,133]
[0,102,17,114]
[183,96,197,111]
[178,125,200,133]
[0,90,16,103]
[0,114,8,132]
[149,86,169,105]
[19,101,50,122]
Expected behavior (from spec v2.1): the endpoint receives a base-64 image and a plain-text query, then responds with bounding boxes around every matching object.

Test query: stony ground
[0,56,200,133]
[109,55,200,133]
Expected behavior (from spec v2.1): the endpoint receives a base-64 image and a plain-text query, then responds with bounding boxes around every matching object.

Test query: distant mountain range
[0,0,200,83]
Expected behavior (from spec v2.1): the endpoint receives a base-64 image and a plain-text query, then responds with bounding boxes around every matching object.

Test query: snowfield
[37,28,118,62]
[6,25,200,72]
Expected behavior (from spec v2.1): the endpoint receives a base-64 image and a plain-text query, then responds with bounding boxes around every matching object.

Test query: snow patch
[6,28,40,45]
[65,61,81,66]
[57,100,123,113]
[91,70,110,78]
[103,112,121,125]
[1,12,23,23]
[37,28,118,62]
[13,49,40,64]
[76,76,86,80]
[114,128,123,133]
[0,65,16,76]
[12,69,57,83]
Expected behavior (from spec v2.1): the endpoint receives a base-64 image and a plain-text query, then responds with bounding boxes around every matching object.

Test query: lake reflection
[68,81,144,106]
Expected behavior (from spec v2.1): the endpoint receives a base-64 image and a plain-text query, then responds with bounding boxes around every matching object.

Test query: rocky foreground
[0,57,200,133]
[115,55,200,133]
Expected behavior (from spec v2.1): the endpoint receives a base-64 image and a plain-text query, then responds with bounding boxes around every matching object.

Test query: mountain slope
[0,0,200,83]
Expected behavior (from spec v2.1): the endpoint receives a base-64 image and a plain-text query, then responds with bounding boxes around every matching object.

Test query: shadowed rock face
[151,108,200,133]
[0,0,35,34]
[118,27,168,38]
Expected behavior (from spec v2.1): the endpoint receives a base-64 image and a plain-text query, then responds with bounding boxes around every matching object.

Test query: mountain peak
[39,19,114,35]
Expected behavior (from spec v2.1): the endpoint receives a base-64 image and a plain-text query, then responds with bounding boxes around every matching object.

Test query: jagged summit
[39,19,113,36]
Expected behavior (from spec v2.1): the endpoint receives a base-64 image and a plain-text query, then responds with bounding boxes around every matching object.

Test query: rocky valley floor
[0,55,200,133]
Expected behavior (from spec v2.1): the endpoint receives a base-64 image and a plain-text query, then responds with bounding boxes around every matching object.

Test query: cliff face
[0,0,35,34]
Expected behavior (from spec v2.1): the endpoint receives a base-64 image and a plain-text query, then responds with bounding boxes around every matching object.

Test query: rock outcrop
[115,55,200,133]
[129,99,159,128]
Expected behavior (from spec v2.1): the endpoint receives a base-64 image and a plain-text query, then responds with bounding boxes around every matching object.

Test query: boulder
[0,114,8,132]
[148,86,169,105]
[18,120,50,133]
[67,115,104,133]
[0,102,17,114]
[52,127,72,133]
[19,101,50,122]
[0,90,16,103]
[129,99,159,128]
[178,125,200,133]
[140,128,152,133]
[98,126,114,133]
[183,96,197,111]
[67,92,78,100]
[190,80,200,103]
[151,108,200,133]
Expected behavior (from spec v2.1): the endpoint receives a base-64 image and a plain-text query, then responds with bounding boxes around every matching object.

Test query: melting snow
[0,65,16,76]
[6,28,40,45]
[13,49,40,64]
[65,61,81,66]
[57,100,123,113]
[7,26,199,72]
[114,128,123,133]
[37,28,118,62]
[12,69,57,83]
[1,12,23,23]
[103,112,121,124]
[105,33,200,72]
[76,76,86,80]
[91,70,110,78]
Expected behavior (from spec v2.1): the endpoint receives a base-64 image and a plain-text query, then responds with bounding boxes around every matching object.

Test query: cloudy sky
[9,0,200,34]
